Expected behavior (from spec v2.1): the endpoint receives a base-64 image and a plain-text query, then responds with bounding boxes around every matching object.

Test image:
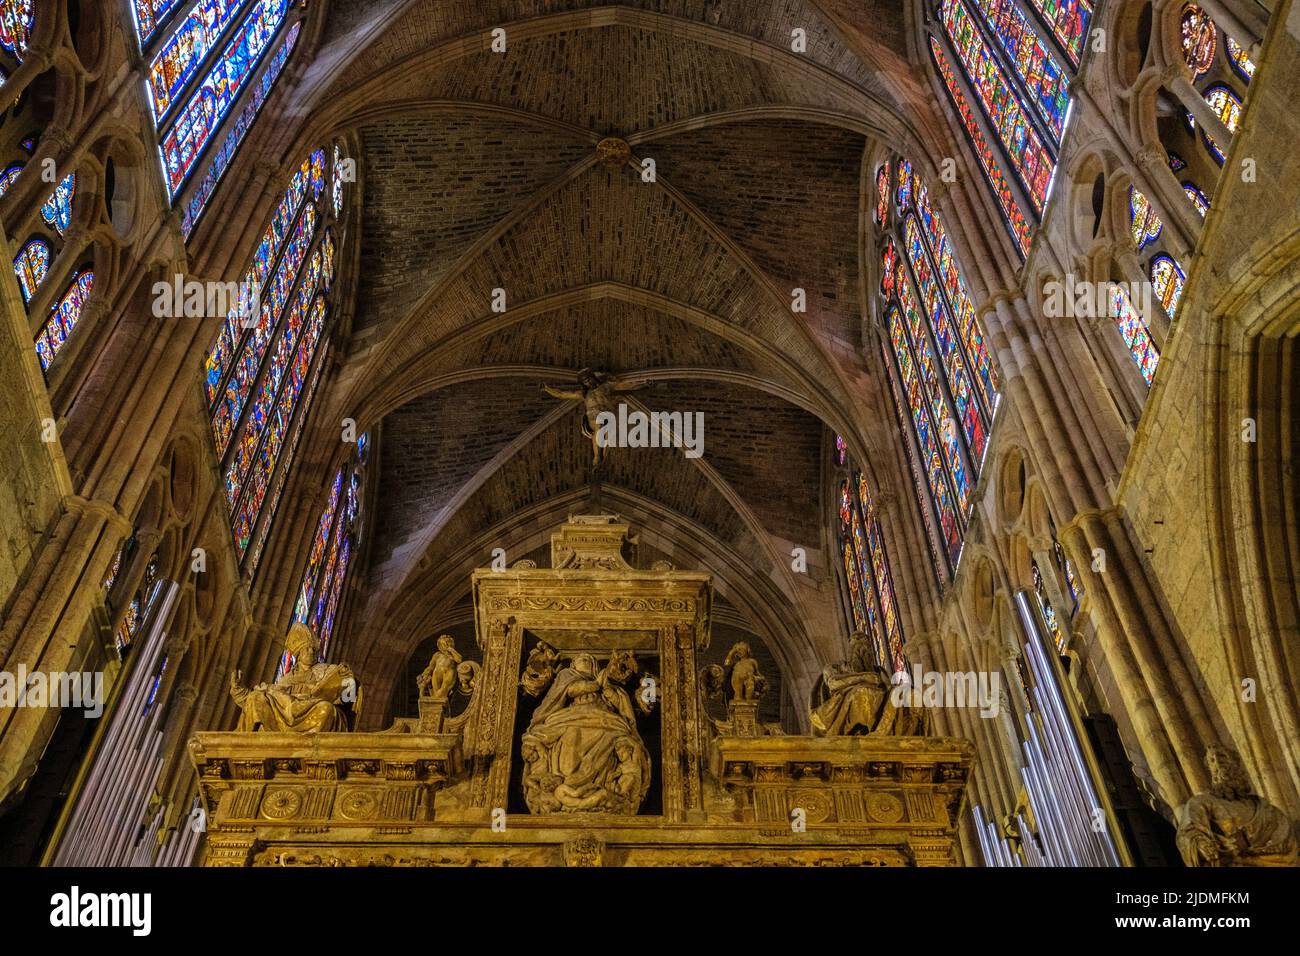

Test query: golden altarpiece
[189,516,974,865]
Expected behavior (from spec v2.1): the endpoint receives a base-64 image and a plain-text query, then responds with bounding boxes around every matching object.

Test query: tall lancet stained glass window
[835,456,907,675]
[928,0,1084,258]
[133,0,299,239]
[201,147,350,573]
[287,434,370,666]
[879,157,1001,579]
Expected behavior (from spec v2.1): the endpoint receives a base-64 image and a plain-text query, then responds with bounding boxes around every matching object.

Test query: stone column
[1163,66,1237,150]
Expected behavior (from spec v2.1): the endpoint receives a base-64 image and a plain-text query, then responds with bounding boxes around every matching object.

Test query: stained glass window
[836,471,907,674]
[896,269,974,511]
[841,539,868,633]
[103,538,131,598]
[1151,255,1187,318]
[222,248,325,509]
[1166,150,1187,173]
[884,305,965,569]
[210,199,318,453]
[40,173,75,236]
[248,346,325,578]
[913,180,1000,414]
[1053,535,1083,612]
[1200,85,1243,164]
[18,136,34,153]
[132,0,185,45]
[1226,37,1255,81]
[1128,186,1162,251]
[897,158,915,211]
[857,473,905,673]
[939,0,1055,215]
[13,238,49,303]
[36,270,94,371]
[1031,560,1066,650]
[143,656,169,715]
[116,596,142,652]
[204,150,317,407]
[881,238,899,298]
[1109,282,1159,386]
[0,0,33,59]
[332,142,347,217]
[1179,4,1217,77]
[230,296,327,559]
[875,163,890,226]
[1183,182,1210,216]
[158,0,291,197]
[203,148,340,570]
[291,436,369,659]
[968,0,1070,142]
[115,556,162,654]
[930,37,1034,257]
[834,434,847,466]
[880,156,1000,579]
[180,21,301,239]
[147,0,253,122]
[903,215,989,464]
[0,163,22,196]
[1024,0,1092,68]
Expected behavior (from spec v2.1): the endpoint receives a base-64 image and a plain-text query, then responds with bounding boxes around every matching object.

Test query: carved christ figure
[541,368,645,466]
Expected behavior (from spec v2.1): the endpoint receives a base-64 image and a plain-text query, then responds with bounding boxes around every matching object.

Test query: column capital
[1134,143,1170,172]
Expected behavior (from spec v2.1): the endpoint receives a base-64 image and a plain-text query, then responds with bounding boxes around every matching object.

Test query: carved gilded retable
[190,517,975,866]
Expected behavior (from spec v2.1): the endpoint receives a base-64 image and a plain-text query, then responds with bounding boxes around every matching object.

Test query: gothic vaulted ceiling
[269,0,945,719]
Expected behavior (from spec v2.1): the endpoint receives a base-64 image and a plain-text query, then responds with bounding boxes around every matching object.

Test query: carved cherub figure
[417,635,462,700]
[724,641,767,701]
[520,641,560,697]
[541,368,645,467]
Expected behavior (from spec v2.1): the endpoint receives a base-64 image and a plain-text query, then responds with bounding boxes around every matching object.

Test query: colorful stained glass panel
[40,173,75,235]
[931,38,1034,257]
[1151,255,1187,317]
[1109,283,1159,385]
[1024,0,1092,68]
[180,22,301,239]
[147,0,253,122]
[875,163,890,226]
[1128,186,1162,251]
[36,270,94,371]
[0,0,33,59]
[1180,4,1217,77]
[940,0,1056,214]
[970,0,1070,141]
[1183,182,1209,216]
[13,239,49,303]
[159,0,290,197]
[133,0,185,45]
[1226,36,1255,81]
[904,215,988,464]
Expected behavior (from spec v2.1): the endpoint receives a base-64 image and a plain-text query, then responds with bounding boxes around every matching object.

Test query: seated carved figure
[520,649,652,814]
[230,624,357,733]
[810,632,922,737]
[1175,746,1298,867]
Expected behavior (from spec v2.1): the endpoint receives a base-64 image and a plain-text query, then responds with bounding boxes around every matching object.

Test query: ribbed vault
[237,0,956,725]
